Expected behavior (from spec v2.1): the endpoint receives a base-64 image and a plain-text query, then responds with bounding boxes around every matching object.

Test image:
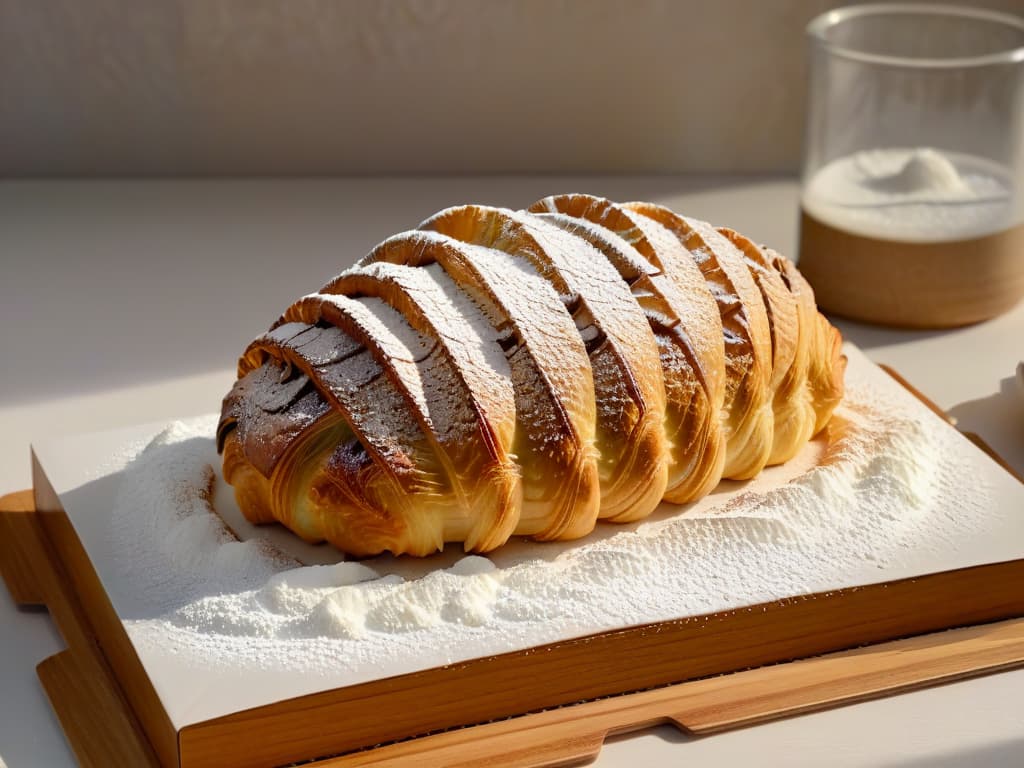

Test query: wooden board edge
[1,484,161,767]
[878,364,954,424]
[312,617,1024,768]
[31,455,177,768]
[179,557,1024,768]
[38,648,158,768]
[0,489,48,604]
[675,617,1024,733]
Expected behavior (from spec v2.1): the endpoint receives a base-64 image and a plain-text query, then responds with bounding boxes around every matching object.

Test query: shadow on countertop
[828,316,956,351]
[949,375,1024,478]
[878,737,1024,768]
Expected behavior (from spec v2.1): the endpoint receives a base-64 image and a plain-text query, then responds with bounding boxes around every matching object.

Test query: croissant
[217,195,845,557]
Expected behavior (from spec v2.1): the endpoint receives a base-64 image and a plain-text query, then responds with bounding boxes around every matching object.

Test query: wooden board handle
[0,489,46,605]
[38,649,157,768]
[1,491,159,767]
[323,619,1024,767]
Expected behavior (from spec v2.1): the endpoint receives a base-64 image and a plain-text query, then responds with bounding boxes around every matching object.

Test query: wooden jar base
[798,211,1024,329]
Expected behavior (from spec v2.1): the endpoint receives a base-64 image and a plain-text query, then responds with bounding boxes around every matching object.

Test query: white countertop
[1,177,1022,767]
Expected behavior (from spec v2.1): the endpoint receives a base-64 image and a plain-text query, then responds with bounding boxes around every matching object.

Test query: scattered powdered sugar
[110,355,996,705]
[110,418,292,615]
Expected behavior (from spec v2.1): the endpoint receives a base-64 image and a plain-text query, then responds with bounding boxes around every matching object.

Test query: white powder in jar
[803,147,1018,242]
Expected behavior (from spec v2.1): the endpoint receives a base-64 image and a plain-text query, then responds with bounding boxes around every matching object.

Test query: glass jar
[798,4,1024,328]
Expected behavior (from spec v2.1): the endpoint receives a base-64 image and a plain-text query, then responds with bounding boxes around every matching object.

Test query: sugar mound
[863,148,971,197]
[803,147,1015,242]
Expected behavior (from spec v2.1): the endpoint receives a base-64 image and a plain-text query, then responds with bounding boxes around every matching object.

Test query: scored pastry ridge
[422,204,670,524]
[360,231,601,541]
[527,195,727,504]
[218,195,846,557]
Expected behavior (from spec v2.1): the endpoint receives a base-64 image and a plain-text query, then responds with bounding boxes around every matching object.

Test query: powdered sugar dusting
[111,418,292,613]
[350,262,517,448]
[465,246,593,451]
[109,350,999,718]
[421,261,511,389]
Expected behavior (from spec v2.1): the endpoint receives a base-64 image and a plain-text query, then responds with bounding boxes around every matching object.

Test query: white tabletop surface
[1,177,1021,767]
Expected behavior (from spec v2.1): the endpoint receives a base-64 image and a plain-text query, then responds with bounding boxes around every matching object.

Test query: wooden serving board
[2,367,1024,768]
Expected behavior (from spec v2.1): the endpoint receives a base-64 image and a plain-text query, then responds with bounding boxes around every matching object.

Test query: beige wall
[1,0,1021,176]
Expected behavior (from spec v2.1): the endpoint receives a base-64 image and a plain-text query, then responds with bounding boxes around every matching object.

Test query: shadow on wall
[0,174,779,407]
[1,0,1021,176]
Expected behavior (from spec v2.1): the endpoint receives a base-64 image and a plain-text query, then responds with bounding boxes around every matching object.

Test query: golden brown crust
[527,195,727,504]
[717,227,806,466]
[360,231,601,541]
[226,322,449,556]
[218,197,845,557]
[322,262,521,552]
[422,205,669,524]
[623,203,775,480]
[771,253,847,434]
